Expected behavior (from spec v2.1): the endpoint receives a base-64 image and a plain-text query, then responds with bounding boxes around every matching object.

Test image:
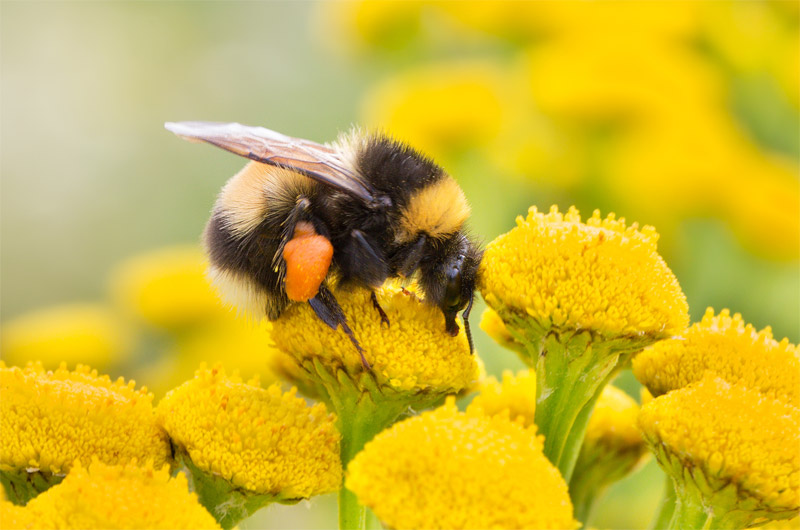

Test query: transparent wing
[165,121,375,203]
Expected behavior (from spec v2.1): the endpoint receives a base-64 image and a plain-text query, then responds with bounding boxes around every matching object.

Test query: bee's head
[420,233,483,353]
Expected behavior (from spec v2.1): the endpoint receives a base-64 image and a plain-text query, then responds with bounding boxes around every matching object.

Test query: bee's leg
[309,285,372,370]
[342,229,388,287]
[272,196,313,273]
[393,234,427,278]
[370,291,390,328]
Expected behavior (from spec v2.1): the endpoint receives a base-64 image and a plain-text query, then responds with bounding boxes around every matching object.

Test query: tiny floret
[270,283,478,393]
[0,362,170,475]
[467,369,537,427]
[4,461,220,529]
[480,205,688,338]
[634,308,800,406]
[346,399,578,530]
[639,374,800,515]
[156,365,341,499]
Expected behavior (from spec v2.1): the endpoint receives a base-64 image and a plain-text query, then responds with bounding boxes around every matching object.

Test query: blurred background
[2,2,798,529]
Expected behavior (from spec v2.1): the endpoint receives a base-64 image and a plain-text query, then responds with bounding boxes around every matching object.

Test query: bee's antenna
[462,293,475,354]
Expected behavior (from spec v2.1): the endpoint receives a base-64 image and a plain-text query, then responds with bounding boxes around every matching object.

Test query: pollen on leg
[283,222,334,302]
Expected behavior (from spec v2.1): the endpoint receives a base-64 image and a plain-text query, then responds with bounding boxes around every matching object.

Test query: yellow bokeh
[0,304,132,371]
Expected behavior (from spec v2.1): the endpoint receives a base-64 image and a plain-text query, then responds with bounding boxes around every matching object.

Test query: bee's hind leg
[370,291,390,328]
[309,285,371,370]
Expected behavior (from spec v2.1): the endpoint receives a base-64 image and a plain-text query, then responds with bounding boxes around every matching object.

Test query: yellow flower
[346,399,578,530]
[360,62,507,160]
[525,37,718,123]
[570,386,648,524]
[139,317,282,399]
[583,385,644,451]
[478,307,524,354]
[480,205,688,339]
[0,499,52,530]
[272,283,479,528]
[316,0,423,53]
[467,369,536,427]
[525,0,701,39]
[271,283,477,394]
[0,304,133,371]
[639,374,800,526]
[480,205,686,479]
[633,308,800,406]
[0,362,170,493]
[108,246,226,330]
[3,461,219,529]
[156,365,341,500]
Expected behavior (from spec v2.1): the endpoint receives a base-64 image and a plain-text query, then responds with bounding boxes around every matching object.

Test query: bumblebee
[165,122,482,368]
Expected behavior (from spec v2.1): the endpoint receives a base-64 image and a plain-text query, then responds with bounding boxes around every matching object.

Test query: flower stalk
[649,475,677,530]
[502,314,650,480]
[296,358,443,530]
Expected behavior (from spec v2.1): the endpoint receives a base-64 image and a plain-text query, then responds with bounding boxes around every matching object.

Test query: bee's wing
[165,121,376,203]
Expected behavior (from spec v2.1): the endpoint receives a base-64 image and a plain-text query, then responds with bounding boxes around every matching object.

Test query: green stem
[668,486,713,530]
[531,331,620,480]
[650,475,677,530]
[334,393,407,530]
[311,362,423,530]
[568,458,608,525]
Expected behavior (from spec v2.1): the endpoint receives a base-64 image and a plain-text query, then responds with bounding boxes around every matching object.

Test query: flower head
[270,283,478,394]
[467,369,536,427]
[0,304,132,371]
[360,62,506,159]
[480,205,688,339]
[584,385,644,452]
[633,308,800,406]
[0,362,170,477]
[346,399,578,530]
[3,461,219,529]
[639,374,799,522]
[108,246,226,330]
[156,364,341,499]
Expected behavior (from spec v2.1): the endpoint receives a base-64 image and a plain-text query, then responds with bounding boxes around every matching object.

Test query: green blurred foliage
[2,2,798,529]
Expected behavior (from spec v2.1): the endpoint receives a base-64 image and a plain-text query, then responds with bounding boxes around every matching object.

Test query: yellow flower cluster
[107,245,284,398]
[639,374,799,514]
[634,308,800,406]
[346,399,578,530]
[583,385,644,451]
[156,365,341,499]
[0,362,170,475]
[635,309,800,524]
[271,283,478,393]
[360,62,506,159]
[1,461,219,529]
[480,205,688,338]
[467,369,536,427]
[336,1,799,260]
[0,303,132,371]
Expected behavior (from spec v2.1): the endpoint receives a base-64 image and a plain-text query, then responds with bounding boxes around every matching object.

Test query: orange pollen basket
[283,221,334,302]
